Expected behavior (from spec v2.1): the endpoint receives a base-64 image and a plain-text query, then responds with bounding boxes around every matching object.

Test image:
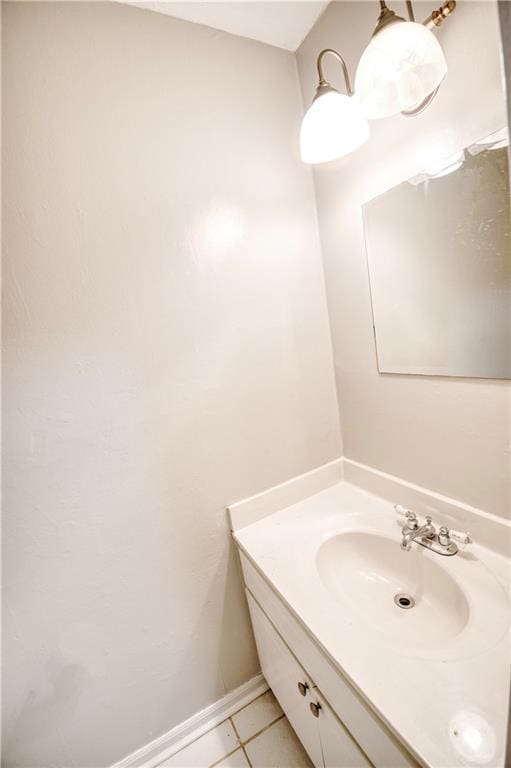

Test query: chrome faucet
[394,505,472,556]
[399,511,435,551]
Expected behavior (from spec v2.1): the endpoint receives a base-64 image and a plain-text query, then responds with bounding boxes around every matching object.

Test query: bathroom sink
[316,531,507,659]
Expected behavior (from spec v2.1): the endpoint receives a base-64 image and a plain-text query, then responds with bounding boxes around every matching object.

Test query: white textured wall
[296,0,510,518]
[2,3,341,766]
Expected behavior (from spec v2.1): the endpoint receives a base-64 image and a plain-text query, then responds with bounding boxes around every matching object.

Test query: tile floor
[159,690,313,768]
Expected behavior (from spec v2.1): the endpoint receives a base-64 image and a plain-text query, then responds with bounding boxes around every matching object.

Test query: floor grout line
[208,744,243,768]
[205,717,244,768]
[228,714,253,768]
[241,713,286,748]
[203,717,244,768]
[192,691,286,768]
[241,743,253,768]
[229,688,270,719]
[229,716,241,743]
[160,716,236,767]
[155,690,299,768]
[160,688,273,766]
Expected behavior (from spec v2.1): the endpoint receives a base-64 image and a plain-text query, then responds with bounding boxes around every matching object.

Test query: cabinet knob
[297,681,309,697]
[309,701,322,718]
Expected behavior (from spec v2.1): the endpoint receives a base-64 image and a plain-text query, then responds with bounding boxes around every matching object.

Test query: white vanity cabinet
[247,590,371,768]
[313,689,373,768]
[246,591,324,766]
[239,551,418,768]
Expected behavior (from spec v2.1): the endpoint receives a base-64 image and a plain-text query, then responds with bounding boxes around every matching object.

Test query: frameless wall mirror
[363,128,511,379]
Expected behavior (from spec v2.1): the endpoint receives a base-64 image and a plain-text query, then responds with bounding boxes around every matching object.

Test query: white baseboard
[111,674,268,768]
[227,458,343,531]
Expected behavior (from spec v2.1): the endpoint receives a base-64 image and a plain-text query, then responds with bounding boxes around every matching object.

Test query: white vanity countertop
[234,481,511,768]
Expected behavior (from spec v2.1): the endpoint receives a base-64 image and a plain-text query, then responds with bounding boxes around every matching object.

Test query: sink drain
[394,593,415,610]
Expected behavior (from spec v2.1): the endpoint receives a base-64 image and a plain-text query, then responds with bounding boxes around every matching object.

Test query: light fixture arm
[373,0,455,36]
[372,2,405,36]
[316,49,353,96]
[422,0,456,29]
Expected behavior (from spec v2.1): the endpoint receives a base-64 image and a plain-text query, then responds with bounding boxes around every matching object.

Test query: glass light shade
[355,21,447,119]
[300,89,369,164]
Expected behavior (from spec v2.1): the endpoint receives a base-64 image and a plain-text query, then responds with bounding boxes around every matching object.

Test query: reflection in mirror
[363,128,511,379]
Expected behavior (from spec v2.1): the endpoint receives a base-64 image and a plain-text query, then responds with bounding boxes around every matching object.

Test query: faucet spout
[400,518,435,551]
[395,507,468,556]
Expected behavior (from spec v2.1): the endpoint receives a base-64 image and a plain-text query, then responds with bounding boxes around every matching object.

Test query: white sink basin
[316,531,508,660]
[235,481,511,767]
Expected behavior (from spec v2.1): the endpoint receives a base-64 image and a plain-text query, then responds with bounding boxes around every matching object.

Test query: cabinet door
[246,590,323,767]
[310,690,372,768]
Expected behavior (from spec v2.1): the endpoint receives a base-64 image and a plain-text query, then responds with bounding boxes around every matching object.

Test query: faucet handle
[438,526,472,548]
[449,529,472,546]
[395,505,418,531]
[394,504,416,521]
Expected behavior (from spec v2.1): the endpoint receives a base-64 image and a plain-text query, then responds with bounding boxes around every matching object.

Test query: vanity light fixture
[300,48,369,164]
[300,2,456,165]
[355,0,456,119]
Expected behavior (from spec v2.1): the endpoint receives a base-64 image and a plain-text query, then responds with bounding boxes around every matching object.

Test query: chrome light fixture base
[372,1,405,37]
[311,82,337,103]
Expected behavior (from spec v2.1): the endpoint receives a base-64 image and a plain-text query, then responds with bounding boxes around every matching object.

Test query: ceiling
[125,2,329,51]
